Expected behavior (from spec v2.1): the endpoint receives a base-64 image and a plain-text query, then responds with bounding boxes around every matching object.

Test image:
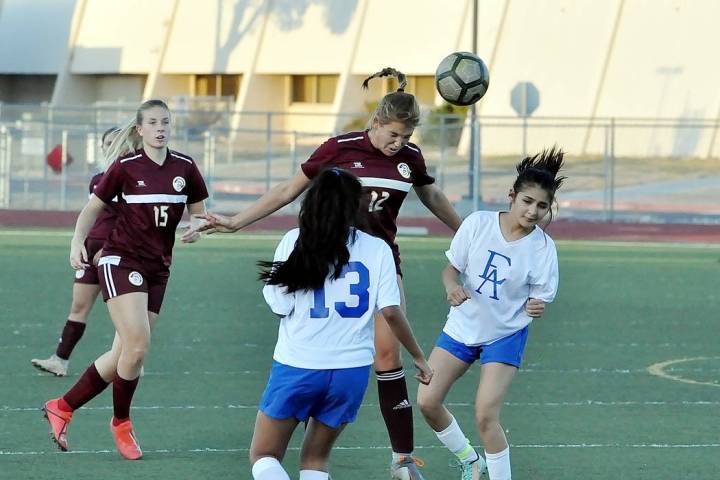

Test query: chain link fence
[0,103,718,224]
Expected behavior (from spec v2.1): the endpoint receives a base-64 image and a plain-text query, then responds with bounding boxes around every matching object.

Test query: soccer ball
[435,52,490,106]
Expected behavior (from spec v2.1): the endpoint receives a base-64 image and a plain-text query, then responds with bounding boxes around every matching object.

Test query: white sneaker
[31,354,69,377]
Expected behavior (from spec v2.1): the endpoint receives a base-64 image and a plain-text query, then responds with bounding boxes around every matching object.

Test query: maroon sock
[55,320,87,360]
[63,363,110,410]
[113,374,140,421]
[376,368,414,454]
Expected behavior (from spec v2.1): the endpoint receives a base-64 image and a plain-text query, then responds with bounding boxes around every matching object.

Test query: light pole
[469,0,481,211]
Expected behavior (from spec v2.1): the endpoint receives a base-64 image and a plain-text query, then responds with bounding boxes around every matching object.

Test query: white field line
[2,443,719,456]
[5,399,720,413]
[0,230,718,249]
[4,365,719,379]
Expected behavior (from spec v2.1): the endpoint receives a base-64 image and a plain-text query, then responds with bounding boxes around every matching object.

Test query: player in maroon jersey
[31,127,121,377]
[42,100,209,460]
[197,68,462,479]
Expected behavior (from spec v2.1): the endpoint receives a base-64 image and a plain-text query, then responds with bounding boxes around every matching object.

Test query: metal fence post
[439,116,447,192]
[0,126,8,208]
[60,130,68,211]
[603,123,610,221]
[265,112,272,192]
[609,117,616,222]
[203,130,215,206]
[43,104,51,209]
[226,128,233,166]
[290,130,298,175]
[472,116,482,211]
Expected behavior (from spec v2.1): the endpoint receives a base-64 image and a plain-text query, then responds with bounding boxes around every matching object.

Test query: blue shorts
[259,361,371,429]
[436,327,529,367]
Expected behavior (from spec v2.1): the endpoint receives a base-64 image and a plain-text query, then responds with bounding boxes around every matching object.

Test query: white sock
[299,470,329,479]
[391,451,413,463]
[435,415,479,463]
[485,447,511,480]
[252,457,290,480]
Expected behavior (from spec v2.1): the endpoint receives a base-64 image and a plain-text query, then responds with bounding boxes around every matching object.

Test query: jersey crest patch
[397,163,411,179]
[128,271,144,286]
[172,176,186,192]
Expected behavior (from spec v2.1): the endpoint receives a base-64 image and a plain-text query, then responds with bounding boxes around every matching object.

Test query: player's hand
[526,298,545,318]
[446,284,472,306]
[413,358,433,385]
[196,212,237,234]
[180,214,208,243]
[70,241,89,270]
[180,228,201,243]
[92,248,103,266]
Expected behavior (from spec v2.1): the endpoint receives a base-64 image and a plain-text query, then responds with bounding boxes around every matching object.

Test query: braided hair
[362,67,419,128]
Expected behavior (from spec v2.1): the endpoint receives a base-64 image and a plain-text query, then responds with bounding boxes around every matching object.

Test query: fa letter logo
[476,250,511,300]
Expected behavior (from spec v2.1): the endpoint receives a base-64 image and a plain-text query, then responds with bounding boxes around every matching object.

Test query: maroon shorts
[73,238,105,285]
[97,255,170,314]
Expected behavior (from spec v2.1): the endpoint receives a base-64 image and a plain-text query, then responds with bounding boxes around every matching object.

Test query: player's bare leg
[299,418,346,478]
[475,362,517,479]
[418,348,486,478]
[105,293,152,459]
[249,411,298,479]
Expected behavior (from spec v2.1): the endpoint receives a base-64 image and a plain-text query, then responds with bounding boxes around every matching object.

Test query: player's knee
[69,299,92,318]
[474,408,498,434]
[416,391,441,420]
[373,347,401,370]
[122,337,150,365]
[300,455,329,472]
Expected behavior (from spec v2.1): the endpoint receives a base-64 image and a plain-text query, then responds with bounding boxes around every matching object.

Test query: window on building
[193,74,241,100]
[290,74,339,104]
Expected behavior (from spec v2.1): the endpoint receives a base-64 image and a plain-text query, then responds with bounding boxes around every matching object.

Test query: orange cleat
[43,398,73,451]
[110,418,143,460]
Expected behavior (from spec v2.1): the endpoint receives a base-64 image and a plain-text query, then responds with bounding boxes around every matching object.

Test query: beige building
[2,0,720,156]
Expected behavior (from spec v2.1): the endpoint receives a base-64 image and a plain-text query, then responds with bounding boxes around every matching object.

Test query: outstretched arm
[200,170,311,234]
[414,184,462,232]
[380,305,433,384]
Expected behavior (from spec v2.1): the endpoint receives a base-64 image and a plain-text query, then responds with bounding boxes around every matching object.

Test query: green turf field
[1,230,719,479]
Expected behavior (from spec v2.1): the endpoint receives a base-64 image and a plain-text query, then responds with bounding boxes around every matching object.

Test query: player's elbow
[380,305,402,326]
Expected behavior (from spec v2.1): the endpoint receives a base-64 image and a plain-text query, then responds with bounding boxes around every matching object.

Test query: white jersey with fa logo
[443,211,559,346]
[263,228,401,369]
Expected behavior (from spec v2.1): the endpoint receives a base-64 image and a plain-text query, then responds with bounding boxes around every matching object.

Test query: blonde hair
[362,68,420,129]
[105,99,170,162]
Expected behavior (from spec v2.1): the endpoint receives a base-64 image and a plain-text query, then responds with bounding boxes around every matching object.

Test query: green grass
[1,230,719,479]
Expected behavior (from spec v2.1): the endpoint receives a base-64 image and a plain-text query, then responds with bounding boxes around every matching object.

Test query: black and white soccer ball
[435,52,490,106]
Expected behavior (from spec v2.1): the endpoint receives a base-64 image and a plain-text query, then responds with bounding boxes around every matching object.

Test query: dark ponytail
[362,67,408,92]
[512,147,567,225]
[258,168,363,292]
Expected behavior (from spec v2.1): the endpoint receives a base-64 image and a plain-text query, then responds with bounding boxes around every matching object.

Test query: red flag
[46,144,74,174]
